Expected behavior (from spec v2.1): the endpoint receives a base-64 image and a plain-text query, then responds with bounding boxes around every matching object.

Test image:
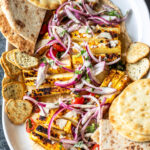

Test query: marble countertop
[0,1,149,150]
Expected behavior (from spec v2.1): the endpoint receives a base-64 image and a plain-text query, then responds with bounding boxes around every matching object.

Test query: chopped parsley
[86,27,89,34]
[28,119,32,128]
[60,30,67,37]
[75,70,83,74]
[92,88,95,92]
[56,51,63,59]
[86,123,97,133]
[41,57,47,64]
[76,50,86,57]
[51,37,55,40]
[105,10,121,18]
[59,143,62,150]
[74,141,84,148]
[75,94,81,98]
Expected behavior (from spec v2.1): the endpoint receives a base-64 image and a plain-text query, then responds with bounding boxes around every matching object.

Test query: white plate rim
[2,0,150,149]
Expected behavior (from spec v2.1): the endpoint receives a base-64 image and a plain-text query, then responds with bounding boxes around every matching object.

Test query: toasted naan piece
[0,2,35,54]
[117,79,150,136]
[27,0,67,10]
[109,97,150,142]
[100,119,150,150]
[1,0,46,54]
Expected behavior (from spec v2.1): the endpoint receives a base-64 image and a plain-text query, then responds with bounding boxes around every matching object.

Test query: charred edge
[32,132,52,144]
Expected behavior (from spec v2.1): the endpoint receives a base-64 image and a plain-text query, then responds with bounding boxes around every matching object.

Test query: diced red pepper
[71,97,84,104]
[40,24,48,35]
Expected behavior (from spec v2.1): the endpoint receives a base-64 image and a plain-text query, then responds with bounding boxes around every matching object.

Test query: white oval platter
[2,0,150,150]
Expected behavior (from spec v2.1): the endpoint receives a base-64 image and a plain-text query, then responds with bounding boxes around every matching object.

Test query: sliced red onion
[88,16,110,25]
[81,79,101,90]
[100,103,110,119]
[51,26,67,49]
[85,43,99,63]
[62,66,74,73]
[71,87,116,95]
[23,96,46,108]
[81,110,98,143]
[36,63,49,89]
[84,3,105,15]
[86,67,101,85]
[56,1,71,15]
[72,1,84,11]
[82,108,96,125]
[65,6,80,24]
[55,73,82,88]
[48,17,54,38]
[68,24,81,33]
[60,139,78,144]
[106,57,121,65]
[61,34,71,58]
[70,104,96,109]
[34,39,58,55]
[48,107,65,139]
[83,95,100,109]
[49,47,66,66]
[74,119,81,140]
[67,6,89,16]
[93,61,105,76]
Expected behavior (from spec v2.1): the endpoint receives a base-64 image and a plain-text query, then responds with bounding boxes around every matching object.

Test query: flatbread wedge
[1,0,46,54]
[27,0,67,10]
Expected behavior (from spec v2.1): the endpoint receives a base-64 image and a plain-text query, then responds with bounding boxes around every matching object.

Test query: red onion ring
[106,57,121,65]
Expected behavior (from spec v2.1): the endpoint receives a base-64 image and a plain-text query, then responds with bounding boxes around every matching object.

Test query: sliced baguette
[6,49,19,66]
[14,51,39,69]
[2,77,17,87]
[6,99,33,125]
[126,42,150,63]
[2,82,25,101]
[127,58,150,81]
[2,52,21,76]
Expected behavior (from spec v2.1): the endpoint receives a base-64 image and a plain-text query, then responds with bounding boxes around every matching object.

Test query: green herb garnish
[75,70,83,74]
[74,141,83,148]
[59,143,62,150]
[106,10,121,18]
[60,30,67,37]
[86,27,89,34]
[28,119,32,129]
[86,123,96,133]
[75,94,81,98]
[56,51,63,59]
[41,57,47,64]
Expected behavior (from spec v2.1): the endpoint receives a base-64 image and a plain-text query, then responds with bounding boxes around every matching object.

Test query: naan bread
[0,2,35,54]
[100,120,150,150]
[1,0,46,54]
[117,79,150,135]
[27,0,67,10]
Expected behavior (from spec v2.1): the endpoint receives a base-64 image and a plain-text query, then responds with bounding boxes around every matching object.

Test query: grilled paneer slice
[30,132,65,150]
[100,70,130,103]
[24,73,74,86]
[26,86,72,97]
[71,24,120,41]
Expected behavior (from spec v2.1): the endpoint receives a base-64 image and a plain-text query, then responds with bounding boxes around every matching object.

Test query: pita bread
[27,0,67,10]
[100,120,150,150]
[0,3,35,54]
[1,0,46,54]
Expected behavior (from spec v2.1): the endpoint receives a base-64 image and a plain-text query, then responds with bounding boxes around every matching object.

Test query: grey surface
[0,1,149,150]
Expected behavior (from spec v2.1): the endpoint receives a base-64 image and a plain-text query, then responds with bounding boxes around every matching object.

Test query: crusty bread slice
[126,58,150,81]
[2,82,25,101]
[2,77,17,87]
[126,42,150,63]
[6,99,33,125]
[6,49,19,66]
[14,51,39,69]
[2,52,21,76]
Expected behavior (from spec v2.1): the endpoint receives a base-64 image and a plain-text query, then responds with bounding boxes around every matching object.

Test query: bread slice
[126,58,150,81]
[2,77,17,87]
[2,52,21,76]
[6,99,33,125]
[14,51,39,69]
[126,42,150,63]
[2,82,25,101]
[6,49,19,66]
